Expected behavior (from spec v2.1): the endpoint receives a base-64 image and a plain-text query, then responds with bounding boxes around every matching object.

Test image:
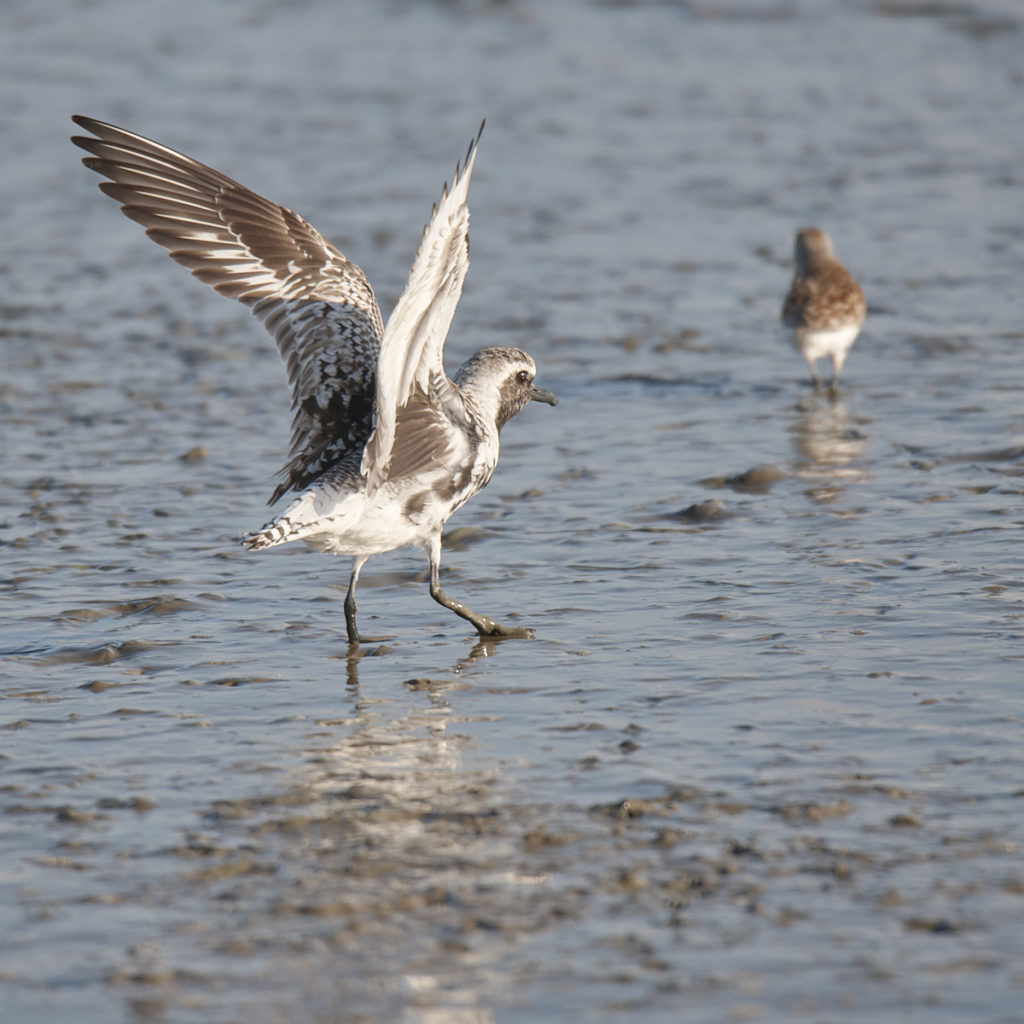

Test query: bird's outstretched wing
[361,123,484,494]
[71,115,383,504]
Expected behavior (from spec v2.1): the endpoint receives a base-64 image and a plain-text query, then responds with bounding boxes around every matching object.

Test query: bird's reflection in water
[788,392,870,504]
[338,631,510,689]
[238,632,526,1023]
[454,634,505,673]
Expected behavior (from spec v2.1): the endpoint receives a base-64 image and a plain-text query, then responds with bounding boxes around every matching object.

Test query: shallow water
[3,1,1024,1021]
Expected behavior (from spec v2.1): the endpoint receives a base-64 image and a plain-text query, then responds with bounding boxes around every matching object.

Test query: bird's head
[455,347,558,431]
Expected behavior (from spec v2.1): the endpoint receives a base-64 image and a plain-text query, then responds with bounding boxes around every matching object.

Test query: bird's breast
[396,447,497,529]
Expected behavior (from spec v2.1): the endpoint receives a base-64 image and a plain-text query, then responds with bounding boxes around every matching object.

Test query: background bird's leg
[829,353,844,395]
[427,537,533,639]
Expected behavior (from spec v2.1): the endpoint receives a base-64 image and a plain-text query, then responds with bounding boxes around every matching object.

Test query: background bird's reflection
[788,393,870,504]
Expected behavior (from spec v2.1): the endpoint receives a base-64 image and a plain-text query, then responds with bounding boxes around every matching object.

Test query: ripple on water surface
[3,1,1024,1022]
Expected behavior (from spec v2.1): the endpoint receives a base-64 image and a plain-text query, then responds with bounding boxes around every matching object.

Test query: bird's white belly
[793,324,860,362]
[298,491,435,556]
[252,439,499,558]
[296,466,488,556]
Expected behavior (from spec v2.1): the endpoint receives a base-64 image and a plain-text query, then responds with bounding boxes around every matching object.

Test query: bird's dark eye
[516,370,531,384]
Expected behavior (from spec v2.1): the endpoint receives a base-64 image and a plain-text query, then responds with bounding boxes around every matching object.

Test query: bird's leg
[343,556,365,645]
[806,356,821,389]
[427,538,533,639]
[344,555,392,646]
[829,354,842,396]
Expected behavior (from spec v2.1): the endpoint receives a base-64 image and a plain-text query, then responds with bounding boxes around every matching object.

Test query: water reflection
[122,635,524,1024]
[453,635,506,673]
[276,642,513,1022]
[338,633,514,690]
[787,392,870,503]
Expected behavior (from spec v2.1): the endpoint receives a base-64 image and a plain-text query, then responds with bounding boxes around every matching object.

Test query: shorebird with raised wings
[71,116,557,645]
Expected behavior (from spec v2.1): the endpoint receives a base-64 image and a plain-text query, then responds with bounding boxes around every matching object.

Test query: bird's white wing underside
[361,126,483,493]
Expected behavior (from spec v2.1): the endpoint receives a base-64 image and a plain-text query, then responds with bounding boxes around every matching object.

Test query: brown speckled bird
[781,228,866,393]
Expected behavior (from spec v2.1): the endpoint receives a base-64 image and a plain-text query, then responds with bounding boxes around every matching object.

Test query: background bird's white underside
[792,324,860,368]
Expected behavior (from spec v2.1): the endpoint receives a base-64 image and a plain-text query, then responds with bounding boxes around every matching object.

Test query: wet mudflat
[3,1,1024,1021]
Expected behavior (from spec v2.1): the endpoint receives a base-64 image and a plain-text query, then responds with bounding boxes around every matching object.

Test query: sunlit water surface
[3,1,1024,1021]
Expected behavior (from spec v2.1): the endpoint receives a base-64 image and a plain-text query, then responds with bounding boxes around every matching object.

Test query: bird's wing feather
[71,115,383,503]
[781,279,812,328]
[782,266,865,332]
[360,123,484,494]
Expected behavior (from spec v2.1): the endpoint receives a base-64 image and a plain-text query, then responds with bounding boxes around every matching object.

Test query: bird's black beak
[529,384,558,406]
